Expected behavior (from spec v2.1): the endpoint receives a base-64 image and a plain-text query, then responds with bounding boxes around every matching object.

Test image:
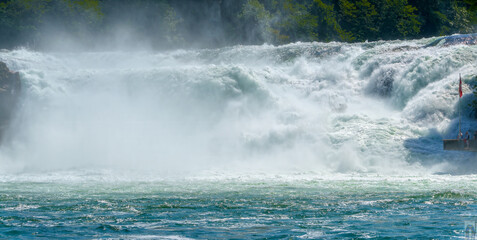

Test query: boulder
[426,33,477,47]
[0,61,21,139]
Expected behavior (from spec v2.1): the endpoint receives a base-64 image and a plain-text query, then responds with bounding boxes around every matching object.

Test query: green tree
[448,2,473,33]
[163,5,183,45]
[397,4,421,38]
[100,0,183,48]
[277,0,318,43]
[238,0,274,43]
[313,0,354,42]
[337,0,379,41]
[408,0,474,36]
[464,0,477,11]
[465,0,477,32]
[376,0,421,39]
[0,0,43,48]
[0,0,103,49]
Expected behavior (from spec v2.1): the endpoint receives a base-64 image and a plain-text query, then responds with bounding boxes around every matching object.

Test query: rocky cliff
[0,61,21,140]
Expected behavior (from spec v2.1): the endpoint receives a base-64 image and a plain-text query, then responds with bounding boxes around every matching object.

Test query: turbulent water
[0,36,476,238]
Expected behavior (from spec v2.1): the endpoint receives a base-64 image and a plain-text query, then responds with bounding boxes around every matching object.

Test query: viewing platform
[443,139,477,152]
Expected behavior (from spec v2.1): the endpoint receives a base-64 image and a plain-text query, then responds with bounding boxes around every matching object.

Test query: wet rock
[442,33,477,46]
[368,69,394,97]
[0,61,21,140]
[426,33,477,47]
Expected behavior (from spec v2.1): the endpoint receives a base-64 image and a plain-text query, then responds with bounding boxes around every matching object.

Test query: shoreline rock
[0,61,21,141]
[426,33,477,47]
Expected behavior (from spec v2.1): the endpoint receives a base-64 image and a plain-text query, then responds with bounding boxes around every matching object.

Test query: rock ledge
[0,61,21,139]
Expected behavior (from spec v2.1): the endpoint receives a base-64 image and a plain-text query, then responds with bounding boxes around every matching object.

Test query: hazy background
[0,0,476,51]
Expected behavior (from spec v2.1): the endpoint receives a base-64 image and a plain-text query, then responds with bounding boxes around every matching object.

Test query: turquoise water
[0,37,476,238]
[1,173,476,239]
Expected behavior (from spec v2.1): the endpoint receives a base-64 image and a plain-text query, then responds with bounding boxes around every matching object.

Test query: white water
[0,37,476,176]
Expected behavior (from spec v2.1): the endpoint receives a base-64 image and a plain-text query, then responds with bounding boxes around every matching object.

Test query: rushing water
[0,36,476,238]
[0,174,476,239]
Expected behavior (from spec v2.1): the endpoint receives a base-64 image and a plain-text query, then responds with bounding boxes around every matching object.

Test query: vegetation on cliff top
[0,0,476,50]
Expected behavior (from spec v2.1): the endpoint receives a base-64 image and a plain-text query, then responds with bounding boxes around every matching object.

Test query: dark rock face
[0,61,21,140]
[426,33,477,47]
[442,33,477,46]
[367,69,394,97]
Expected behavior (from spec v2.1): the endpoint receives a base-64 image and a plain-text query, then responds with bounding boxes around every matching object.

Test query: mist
[11,0,255,52]
[0,35,475,176]
[1,0,475,52]
[0,0,476,177]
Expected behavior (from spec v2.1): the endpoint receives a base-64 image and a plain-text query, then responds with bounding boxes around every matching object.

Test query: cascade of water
[0,36,475,175]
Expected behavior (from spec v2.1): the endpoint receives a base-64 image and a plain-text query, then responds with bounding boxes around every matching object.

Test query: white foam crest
[0,38,475,176]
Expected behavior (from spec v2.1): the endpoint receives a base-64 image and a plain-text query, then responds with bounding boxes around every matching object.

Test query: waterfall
[0,36,475,175]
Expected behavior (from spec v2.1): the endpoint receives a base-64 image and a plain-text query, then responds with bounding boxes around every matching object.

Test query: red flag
[459,75,462,98]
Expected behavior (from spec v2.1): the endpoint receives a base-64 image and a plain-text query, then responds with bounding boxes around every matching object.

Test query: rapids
[0,36,476,176]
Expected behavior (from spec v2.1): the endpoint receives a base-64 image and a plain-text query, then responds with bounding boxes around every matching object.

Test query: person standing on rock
[465,131,470,149]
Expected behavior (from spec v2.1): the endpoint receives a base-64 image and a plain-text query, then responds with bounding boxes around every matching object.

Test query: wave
[0,36,476,175]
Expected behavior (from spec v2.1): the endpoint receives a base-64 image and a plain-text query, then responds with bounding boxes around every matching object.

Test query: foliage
[313,0,354,42]
[0,0,103,49]
[337,0,378,41]
[278,0,318,42]
[99,0,183,48]
[0,0,476,49]
[238,0,273,43]
[374,0,421,40]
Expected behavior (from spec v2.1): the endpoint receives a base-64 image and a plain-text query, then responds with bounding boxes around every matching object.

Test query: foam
[0,37,475,176]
